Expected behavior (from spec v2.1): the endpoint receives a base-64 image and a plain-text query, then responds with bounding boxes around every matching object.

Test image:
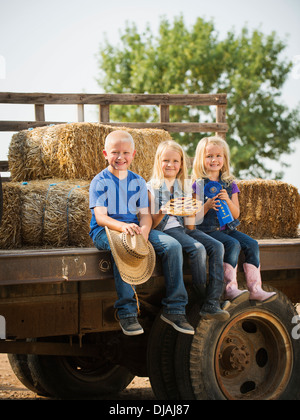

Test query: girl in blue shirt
[192,136,277,303]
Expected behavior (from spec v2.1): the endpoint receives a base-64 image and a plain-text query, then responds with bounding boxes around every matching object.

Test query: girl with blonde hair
[192,136,276,303]
[148,140,230,321]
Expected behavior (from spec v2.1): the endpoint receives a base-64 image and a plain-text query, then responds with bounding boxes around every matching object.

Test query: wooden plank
[77,104,84,122]
[160,104,170,122]
[0,161,9,171]
[0,120,228,133]
[0,121,66,131]
[216,105,227,139]
[99,104,110,123]
[101,122,228,133]
[34,104,45,121]
[0,92,227,106]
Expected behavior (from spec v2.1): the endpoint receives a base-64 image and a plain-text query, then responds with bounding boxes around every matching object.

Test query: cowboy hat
[105,226,156,285]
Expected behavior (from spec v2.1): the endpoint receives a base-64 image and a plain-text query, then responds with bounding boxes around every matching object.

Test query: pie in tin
[163,197,202,217]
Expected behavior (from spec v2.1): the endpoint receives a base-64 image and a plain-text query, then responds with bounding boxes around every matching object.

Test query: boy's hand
[122,223,142,236]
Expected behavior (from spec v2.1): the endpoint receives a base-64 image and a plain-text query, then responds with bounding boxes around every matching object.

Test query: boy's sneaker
[199,302,230,321]
[160,313,195,335]
[119,317,144,336]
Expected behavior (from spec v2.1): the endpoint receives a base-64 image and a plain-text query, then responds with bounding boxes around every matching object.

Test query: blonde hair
[149,140,188,191]
[192,136,235,184]
[104,130,134,150]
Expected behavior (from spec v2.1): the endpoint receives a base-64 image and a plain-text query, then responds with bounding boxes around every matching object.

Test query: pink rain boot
[224,262,250,304]
[243,263,277,303]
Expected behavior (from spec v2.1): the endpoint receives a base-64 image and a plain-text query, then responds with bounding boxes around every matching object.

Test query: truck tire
[147,311,181,400]
[27,353,134,399]
[175,286,300,400]
[8,353,50,397]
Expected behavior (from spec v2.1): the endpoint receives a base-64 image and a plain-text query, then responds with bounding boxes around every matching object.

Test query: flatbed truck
[0,93,299,400]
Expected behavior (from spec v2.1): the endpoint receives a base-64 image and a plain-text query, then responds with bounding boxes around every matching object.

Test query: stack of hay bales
[0,182,22,249]
[0,123,171,249]
[0,179,92,249]
[8,122,169,181]
[237,179,300,238]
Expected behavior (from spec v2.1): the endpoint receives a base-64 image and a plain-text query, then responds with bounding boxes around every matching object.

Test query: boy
[89,130,194,336]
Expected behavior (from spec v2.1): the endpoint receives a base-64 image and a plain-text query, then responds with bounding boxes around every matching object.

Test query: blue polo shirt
[89,168,149,241]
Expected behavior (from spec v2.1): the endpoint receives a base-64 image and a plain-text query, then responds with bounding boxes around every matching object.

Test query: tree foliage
[96,16,300,178]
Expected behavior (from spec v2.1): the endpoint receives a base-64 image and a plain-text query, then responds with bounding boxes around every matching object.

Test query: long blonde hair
[149,140,188,191]
[192,136,235,184]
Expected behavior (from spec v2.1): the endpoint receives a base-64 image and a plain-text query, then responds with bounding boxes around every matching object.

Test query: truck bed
[0,238,299,286]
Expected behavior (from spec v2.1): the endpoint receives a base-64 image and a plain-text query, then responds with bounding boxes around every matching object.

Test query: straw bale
[237,179,300,238]
[0,182,22,249]
[20,179,92,247]
[8,123,171,182]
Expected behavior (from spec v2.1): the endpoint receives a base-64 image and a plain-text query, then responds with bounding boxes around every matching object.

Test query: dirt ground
[0,353,154,400]
[1,304,299,400]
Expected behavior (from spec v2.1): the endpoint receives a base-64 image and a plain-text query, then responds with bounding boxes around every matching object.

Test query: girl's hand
[160,205,168,214]
[205,197,221,211]
[217,189,230,202]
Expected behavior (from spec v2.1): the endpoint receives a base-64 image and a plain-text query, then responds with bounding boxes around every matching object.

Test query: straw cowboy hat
[105,226,156,285]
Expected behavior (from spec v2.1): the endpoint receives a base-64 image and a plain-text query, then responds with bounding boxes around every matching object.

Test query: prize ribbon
[204,181,234,227]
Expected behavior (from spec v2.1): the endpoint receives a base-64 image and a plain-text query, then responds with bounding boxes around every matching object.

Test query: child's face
[103,139,136,174]
[204,144,224,176]
[161,149,182,180]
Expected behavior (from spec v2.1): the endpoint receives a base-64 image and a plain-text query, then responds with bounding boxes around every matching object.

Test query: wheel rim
[61,356,121,383]
[215,310,293,400]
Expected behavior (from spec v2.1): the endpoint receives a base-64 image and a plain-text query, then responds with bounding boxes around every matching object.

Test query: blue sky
[0,0,299,188]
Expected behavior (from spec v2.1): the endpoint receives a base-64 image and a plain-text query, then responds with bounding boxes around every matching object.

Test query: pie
[163,197,202,217]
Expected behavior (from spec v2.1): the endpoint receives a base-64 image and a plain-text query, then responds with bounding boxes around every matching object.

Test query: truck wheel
[147,311,181,399]
[175,286,300,400]
[27,353,134,399]
[8,353,50,397]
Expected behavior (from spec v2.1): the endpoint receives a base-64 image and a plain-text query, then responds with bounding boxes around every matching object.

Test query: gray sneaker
[119,317,144,336]
[160,313,195,335]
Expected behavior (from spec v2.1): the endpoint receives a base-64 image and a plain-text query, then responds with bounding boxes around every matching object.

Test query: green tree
[96,16,300,178]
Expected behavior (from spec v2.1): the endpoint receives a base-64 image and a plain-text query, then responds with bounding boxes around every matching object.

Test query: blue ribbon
[204,181,234,227]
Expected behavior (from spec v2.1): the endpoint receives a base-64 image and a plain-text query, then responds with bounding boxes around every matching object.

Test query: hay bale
[20,179,92,247]
[237,179,300,238]
[8,123,171,182]
[0,182,22,249]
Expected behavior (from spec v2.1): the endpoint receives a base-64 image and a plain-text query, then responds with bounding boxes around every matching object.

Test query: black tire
[8,353,50,397]
[147,311,181,400]
[175,286,300,400]
[27,353,134,399]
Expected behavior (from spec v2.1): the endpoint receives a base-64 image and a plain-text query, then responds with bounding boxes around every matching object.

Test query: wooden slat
[216,104,227,139]
[0,161,9,171]
[34,104,45,121]
[77,104,84,122]
[0,121,66,131]
[160,104,170,122]
[0,121,228,133]
[105,122,228,132]
[99,104,110,123]
[0,92,227,106]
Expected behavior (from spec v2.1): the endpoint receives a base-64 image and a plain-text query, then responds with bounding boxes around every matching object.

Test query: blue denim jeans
[207,229,260,268]
[187,229,225,287]
[93,229,188,319]
[165,227,224,297]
